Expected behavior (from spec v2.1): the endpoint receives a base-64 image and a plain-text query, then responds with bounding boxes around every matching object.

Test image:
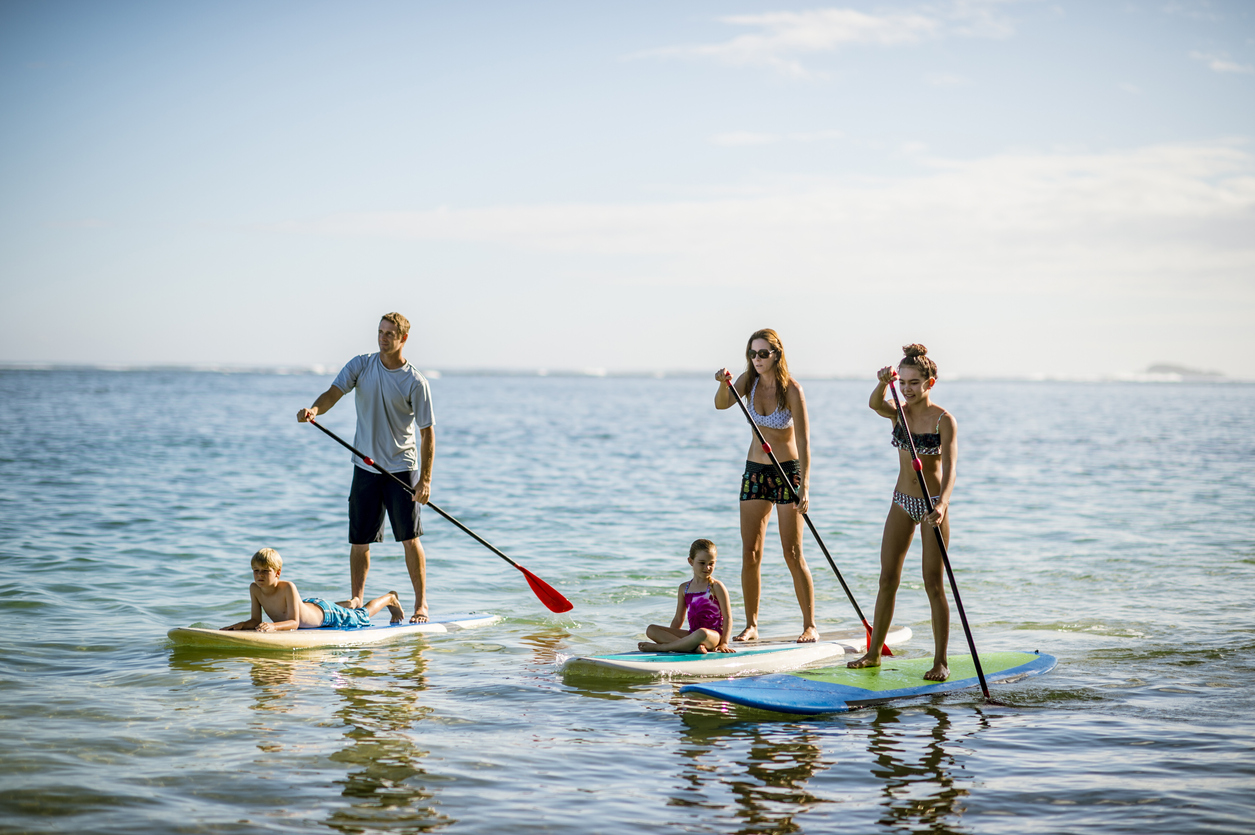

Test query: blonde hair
[381,312,411,338]
[251,548,282,572]
[744,328,791,411]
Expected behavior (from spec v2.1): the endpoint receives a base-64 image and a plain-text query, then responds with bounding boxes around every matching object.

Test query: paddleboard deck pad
[168,612,500,650]
[680,650,1056,714]
[561,626,911,678]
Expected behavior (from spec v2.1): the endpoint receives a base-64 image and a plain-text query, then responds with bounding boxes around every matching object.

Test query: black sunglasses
[747,349,777,359]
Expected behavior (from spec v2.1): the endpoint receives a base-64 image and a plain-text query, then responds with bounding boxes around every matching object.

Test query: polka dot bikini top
[748,377,793,430]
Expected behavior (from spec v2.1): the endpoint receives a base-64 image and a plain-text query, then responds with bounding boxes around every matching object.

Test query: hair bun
[902,343,928,359]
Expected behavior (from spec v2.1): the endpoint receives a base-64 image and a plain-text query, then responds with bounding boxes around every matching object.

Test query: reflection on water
[672,697,831,834]
[325,641,449,834]
[868,706,984,835]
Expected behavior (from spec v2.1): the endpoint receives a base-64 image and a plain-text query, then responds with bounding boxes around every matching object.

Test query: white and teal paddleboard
[561,625,912,678]
[680,650,1057,714]
[168,612,500,650]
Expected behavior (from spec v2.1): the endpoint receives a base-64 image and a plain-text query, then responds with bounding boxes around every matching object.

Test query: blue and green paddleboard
[680,650,1056,714]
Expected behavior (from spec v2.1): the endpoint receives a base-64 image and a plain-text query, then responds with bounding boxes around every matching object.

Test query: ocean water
[1,369,1253,835]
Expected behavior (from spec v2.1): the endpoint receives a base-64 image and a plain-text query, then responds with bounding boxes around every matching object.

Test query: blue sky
[2,0,1252,377]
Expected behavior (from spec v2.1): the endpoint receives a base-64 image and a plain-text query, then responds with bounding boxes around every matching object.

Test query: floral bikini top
[891,412,945,456]
[748,378,793,430]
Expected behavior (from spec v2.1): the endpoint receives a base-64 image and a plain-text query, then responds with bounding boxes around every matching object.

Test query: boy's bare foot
[924,662,950,682]
[638,641,661,652]
[410,608,428,624]
[732,626,758,642]
[386,591,404,624]
[797,626,819,644]
[847,652,882,669]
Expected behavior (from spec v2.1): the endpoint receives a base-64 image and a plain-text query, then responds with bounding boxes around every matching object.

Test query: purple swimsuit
[685,581,724,634]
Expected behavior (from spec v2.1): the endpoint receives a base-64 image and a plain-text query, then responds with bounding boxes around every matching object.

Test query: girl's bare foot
[924,662,950,681]
[847,652,882,669]
[386,591,404,624]
[797,626,819,644]
[733,626,758,642]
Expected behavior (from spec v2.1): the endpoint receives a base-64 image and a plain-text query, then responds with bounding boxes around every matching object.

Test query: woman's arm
[926,413,958,526]
[714,370,748,410]
[789,380,811,514]
[668,585,686,631]
[869,367,898,419]
[713,581,735,652]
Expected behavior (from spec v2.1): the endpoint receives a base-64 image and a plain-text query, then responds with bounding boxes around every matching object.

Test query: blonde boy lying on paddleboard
[221,548,404,632]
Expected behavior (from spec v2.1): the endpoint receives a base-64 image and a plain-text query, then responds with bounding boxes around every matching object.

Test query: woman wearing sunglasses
[714,328,818,643]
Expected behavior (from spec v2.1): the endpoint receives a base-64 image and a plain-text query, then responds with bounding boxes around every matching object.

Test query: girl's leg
[848,505,917,668]
[639,628,718,653]
[920,515,952,681]
[776,502,818,643]
[736,499,773,641]
[645,624,689,643]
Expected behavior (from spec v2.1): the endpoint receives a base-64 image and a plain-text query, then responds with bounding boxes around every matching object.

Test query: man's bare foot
[638,641,662,652]
[732,626,758,642]
[797,626,819,644]
[409,609,428,624]
[386,591,404,624]
[924,662,950,681]
[847,652,882,669]
[347,597,363,609]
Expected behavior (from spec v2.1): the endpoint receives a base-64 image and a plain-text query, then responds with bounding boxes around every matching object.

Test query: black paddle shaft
[721,375,872,628]
[306,417,522,570]
[886,378,990,699]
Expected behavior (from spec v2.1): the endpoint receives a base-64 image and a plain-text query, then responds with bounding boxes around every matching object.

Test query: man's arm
[298,385,345,422]
[413,426,434,503]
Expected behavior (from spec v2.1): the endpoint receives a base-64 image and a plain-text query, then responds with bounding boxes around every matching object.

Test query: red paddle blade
[865,624,894,657]
[517,565,573,613]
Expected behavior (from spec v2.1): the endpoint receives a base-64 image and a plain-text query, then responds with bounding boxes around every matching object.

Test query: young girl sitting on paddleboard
[847,345,958,681]
[639,539,735,654]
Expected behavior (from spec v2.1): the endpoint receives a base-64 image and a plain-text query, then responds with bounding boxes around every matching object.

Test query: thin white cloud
[1190,50,1254,74]
[266,140,1255,303]
[710,129,844,146]
[642,1,1018,77]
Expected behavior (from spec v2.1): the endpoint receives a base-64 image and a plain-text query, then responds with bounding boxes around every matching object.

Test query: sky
[1,0,1252,378]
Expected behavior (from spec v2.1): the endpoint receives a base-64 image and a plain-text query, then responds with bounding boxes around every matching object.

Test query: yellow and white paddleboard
[168,612,500,650]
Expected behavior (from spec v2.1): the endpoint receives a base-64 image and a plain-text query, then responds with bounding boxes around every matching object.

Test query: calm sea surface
[1,370,1253,834]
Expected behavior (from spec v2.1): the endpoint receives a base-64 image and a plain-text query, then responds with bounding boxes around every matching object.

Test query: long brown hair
[744,328,790,411]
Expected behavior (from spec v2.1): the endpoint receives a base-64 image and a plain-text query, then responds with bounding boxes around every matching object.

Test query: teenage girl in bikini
[639,539,734,654]
[848,344,957,681]
[714,328,819,644]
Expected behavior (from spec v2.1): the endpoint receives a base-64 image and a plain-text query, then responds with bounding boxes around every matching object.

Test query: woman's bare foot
[385,591,404,624]
[638,641,661,652]
[409,608,428,624]
[797,626,819,644]
[695,644,708,654]
[924,662,950,681]
[847,652,882,669]
[733,626,758,642]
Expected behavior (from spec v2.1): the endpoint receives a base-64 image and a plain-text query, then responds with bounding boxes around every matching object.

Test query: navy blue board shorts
[349,467,423,544]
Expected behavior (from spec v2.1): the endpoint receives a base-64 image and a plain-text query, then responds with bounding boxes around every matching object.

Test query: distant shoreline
[0,363,1246,383]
